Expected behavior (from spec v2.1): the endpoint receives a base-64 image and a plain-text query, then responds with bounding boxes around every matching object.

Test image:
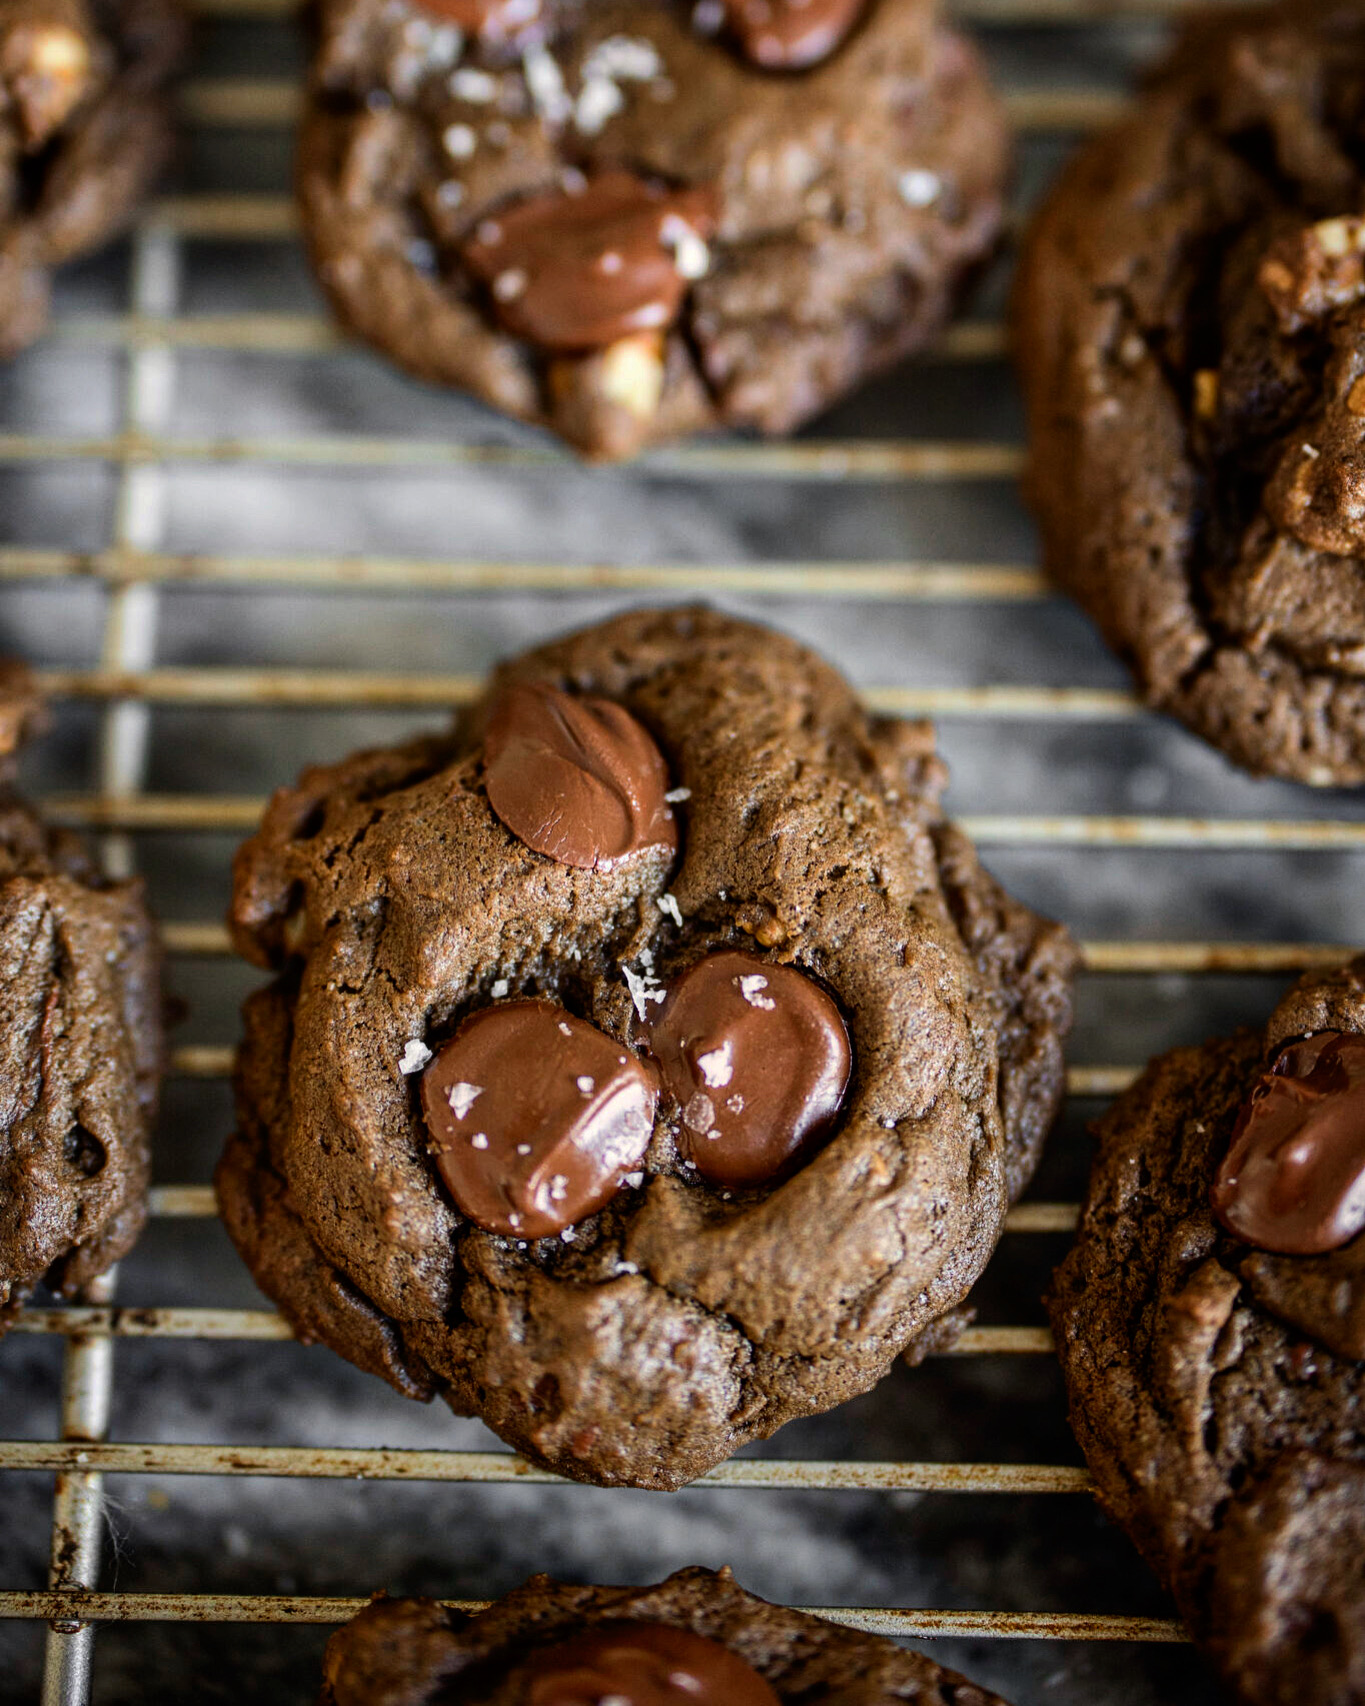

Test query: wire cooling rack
[4,0,1362,1700]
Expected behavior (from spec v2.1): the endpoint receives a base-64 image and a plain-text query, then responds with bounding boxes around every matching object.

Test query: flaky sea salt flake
[442,122,476,159]
[898,168,941,208]
[582,36,663,82]
[575,76,624,135]
[451,67,498,101]
[697,1042,733,1088]
[398,1039,432,1075]
[523,44,571,123]
[445,1081,483,1118]
[622,960,666,1020]
[429,24,462,67]
[660,213,709,281]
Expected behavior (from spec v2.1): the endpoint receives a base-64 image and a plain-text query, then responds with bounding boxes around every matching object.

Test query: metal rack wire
[1,0,1350,1698]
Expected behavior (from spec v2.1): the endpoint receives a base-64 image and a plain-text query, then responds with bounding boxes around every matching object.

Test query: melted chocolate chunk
[420,1000,656,1238]
[1212,1031,1365,1255]
[721,0,866,69]
[484,682,678,871]
[647,950,850,1187]
[410,0,543,40]
[522,1621,781,1706]
[461,172,718,352]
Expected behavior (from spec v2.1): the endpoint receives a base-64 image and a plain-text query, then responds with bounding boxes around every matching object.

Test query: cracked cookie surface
[1049,958,1365,1706]
[318,1565,1014,1706]
[1015,0,1365,784]
[298,0,1009,459]
[0,660,164,1330]
[217,607,1075,1489]
[0,0,187,358]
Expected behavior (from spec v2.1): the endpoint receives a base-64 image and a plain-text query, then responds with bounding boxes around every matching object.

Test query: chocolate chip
[420,999,656,1237]
[720,0,866,69]
[484,682,678,870]
[647,950,850,1187]
[461,171,718,352]
[522,1620,781,1706]
[1212,1031,1365,1254]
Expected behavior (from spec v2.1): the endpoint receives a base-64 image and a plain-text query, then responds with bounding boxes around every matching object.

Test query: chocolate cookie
[297,0,1009,459]
[0,661,164,1331]
[1049,958,1365,1706]
[217,607,1076,1489]
[0,0,187,358]
[318,1566,1014,1706]
[1014,0,1365,785]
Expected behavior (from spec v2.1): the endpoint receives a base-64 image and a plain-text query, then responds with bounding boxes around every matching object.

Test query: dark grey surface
[2,3,1362,1702]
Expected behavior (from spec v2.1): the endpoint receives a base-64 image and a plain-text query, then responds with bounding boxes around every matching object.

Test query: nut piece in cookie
[0,0,187,359]
[1,8,94,147]
[317,1565,1017,1706]
[218,608,1075,1488]
[1049,955,1365,1705]
[0,659,164,1331]
[298,0,1010,458]
[1015,0,1365,784]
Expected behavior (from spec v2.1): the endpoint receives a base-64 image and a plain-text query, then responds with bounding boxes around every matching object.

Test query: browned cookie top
[1015,0,1365,785]
[217,607,1075,1489]
[0,0,187,357]
[318,1566,1014,1706]
[0,660,164,1330]
[1049,958,1365,1706]
[298,0,1009,458]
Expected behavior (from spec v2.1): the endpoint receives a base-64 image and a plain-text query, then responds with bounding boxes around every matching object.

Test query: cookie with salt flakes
[297,0,1009,458]
[217,608,1075,1488]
